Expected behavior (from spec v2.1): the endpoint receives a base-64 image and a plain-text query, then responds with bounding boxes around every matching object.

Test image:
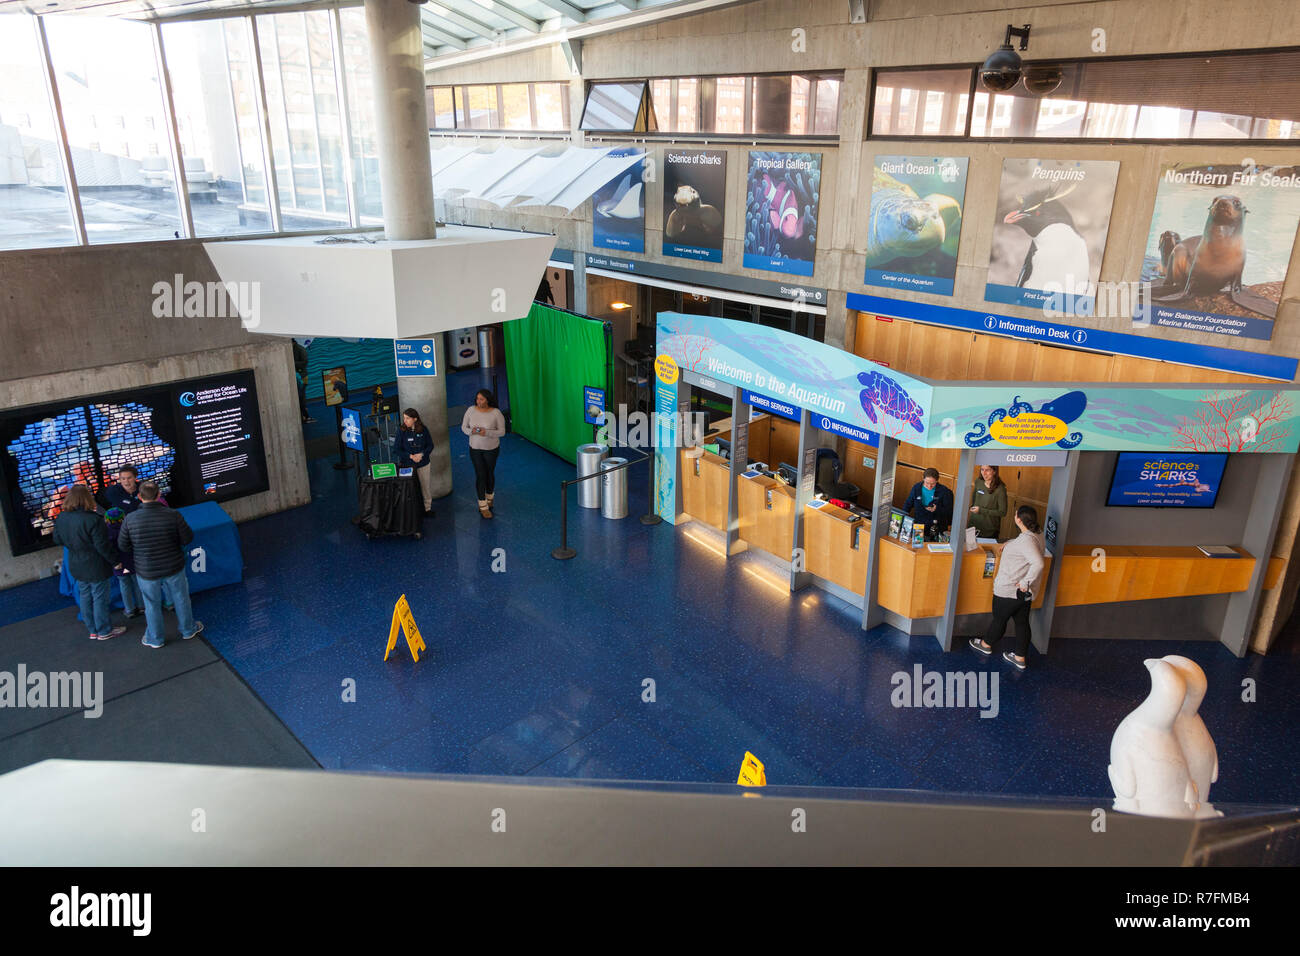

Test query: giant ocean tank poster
[984,158,1119,314]
[864,155,968,296]
[743,151,821,277]
[1138,162,1300,342]
[591,149,646,254]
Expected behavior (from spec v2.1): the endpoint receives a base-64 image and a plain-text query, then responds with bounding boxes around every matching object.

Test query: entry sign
[737,751,767,787]
[340,406,363,451]
[583,386,606,426]
[385,593,427,662]
[395,339,438,377]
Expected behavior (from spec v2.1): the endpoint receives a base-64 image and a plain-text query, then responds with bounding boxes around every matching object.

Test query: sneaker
[97,626,127,641]
[182,621,205,641]
[303,416,317,424]
[125,608,143,619]
[968,637,993,657]
[142,637,164,649]
[88,632,101,641]
[1002,650,1027,671]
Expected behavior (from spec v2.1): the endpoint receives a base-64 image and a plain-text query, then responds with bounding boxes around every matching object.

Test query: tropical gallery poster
[1138,161,1300,341]
[864,154,969,296]
[743,151,821,277]
[984,158,1120,313]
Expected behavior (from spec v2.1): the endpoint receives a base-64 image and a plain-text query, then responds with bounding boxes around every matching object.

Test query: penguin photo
[1003,182,1091,296]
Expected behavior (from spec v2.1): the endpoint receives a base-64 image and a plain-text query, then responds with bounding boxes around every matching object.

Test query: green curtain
[503,303,609,464]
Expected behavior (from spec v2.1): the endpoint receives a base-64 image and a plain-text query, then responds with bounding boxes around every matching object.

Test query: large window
[648,72,841,137]
[427,82,571,132]
[872,50,1300,140]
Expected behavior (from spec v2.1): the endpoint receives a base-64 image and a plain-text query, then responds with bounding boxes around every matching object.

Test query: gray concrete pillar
[365,0,450,498]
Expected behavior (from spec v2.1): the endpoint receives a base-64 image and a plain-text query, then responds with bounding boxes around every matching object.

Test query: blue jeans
[139,569,196,646]
[118,573,142,613]
[75,577,112,636]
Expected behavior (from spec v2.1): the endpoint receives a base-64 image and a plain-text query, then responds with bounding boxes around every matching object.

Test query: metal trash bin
[478,327,499,368]
[577,443,608,509]
[600,457,628,519]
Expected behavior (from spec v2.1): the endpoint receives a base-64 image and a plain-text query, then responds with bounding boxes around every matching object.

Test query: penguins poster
[591,148,646,254]
[1138,162,1300,341]
[984,158,1119,313]
[743,151,821,278]
[864,155,969,296]
[662,149,727,263]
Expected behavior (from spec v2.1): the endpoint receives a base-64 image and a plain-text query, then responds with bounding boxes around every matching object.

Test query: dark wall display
[743,150,821,277]
[1106,452,1228,508]
[662,148,727,263]
[0,370,269,555]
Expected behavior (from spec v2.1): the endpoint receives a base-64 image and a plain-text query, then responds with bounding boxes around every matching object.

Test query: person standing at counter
[969,505,1046,671]
[461,389,506,520]
[395,408,435,516]
[968,464,1008,540]
[903,468,954,539]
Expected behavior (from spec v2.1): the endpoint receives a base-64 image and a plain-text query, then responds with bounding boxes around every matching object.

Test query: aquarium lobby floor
[2,399,1299,804]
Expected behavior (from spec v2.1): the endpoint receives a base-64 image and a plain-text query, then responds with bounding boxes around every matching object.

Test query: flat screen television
[1105,452,1228,509]
[0,370,269,555]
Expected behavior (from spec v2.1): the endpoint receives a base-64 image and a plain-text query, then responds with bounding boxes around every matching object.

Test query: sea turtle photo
[865,167,963,269]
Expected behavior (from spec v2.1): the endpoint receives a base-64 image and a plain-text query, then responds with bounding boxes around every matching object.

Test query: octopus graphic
[964,391,1088,449]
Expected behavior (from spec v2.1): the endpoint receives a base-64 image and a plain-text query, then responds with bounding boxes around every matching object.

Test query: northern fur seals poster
[1138,162,1300,341]
[864,155,969,297]
[985,158,1120,314]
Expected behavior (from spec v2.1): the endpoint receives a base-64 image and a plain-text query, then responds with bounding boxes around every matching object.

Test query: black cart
[357,475,424,540]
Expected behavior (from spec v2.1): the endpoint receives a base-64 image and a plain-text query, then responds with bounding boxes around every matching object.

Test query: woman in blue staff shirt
[395,407,435,515]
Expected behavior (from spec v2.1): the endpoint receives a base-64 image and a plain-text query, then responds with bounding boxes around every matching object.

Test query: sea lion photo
[665,185,723,246]
[1153,194,1276,318]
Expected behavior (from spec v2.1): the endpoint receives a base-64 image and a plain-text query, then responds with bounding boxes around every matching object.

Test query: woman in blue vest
[395,407,435,515]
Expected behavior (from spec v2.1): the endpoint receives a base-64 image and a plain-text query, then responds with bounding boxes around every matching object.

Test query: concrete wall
[0,240,310,588]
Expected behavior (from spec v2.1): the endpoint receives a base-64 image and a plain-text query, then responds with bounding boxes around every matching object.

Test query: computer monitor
[777,462,797,486]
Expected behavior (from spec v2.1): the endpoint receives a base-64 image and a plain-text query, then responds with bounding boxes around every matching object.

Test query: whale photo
[985,158,1120,313]
[592,150,646,254]
[864,155,968,296]
[1138,162,1300,342]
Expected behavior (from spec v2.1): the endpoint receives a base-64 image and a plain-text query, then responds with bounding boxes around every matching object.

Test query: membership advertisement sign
[1138,162,1300,341]
[743,151,822,277]
[592,148,646,254]
[663,148,727,263]
[865,155,969,296]
[984,158,1120,314]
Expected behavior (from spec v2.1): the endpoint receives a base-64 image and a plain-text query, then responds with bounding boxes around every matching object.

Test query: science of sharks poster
[864,155,969,296]
[984,158,1119,313]
[591,148,646,254]
[662,148,727,263]
[743,151,821,277]
[1137,162,1300,341]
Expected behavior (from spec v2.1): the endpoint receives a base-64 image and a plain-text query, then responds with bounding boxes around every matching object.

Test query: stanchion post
[640,442,661,525]
[552,480,576,560]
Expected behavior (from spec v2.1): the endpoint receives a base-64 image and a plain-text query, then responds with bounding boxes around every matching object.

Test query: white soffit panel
[434,145,545,199]
[430,144,479,177]
[544,149,644,211]
[484,145,605,205]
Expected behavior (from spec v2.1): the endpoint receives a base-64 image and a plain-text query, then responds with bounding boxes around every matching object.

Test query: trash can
[478,327,499,368]
[577,443,608,509]
[600,457,628,519]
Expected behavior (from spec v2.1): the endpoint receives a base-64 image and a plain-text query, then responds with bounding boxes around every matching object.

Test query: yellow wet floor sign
[737,751,766,787]
[384,594,427,662]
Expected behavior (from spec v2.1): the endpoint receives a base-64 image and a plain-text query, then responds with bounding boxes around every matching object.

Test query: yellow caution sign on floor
[384,594,427,662]
[737,751,766,787]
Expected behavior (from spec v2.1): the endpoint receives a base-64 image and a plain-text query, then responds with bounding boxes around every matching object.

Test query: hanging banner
[743,151,822,277]
[1138,161,1300,341]
[591,148,645,254]
[865,155,969,296]
[984,158,1120,314]
[663,148,727,263]
[653,355,680,521]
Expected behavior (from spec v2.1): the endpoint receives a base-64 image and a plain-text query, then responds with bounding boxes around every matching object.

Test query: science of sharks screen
[0,370,269,555]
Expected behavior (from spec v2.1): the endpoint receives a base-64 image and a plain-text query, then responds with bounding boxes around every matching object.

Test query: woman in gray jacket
[461,388,506,519]
[969,505,1045,670]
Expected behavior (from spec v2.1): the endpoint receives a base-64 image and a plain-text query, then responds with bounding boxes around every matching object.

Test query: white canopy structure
[431,143,645,211]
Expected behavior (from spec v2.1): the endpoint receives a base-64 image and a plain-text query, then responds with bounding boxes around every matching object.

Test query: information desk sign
[395,339,438,377]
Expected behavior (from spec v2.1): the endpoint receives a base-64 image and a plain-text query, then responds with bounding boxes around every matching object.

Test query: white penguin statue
[1108,659,1199,818]
[1162,655,1222,818]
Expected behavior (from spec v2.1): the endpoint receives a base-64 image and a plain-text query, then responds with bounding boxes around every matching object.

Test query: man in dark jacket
[98,464,143,514]
[117,481,204,648]
[902,467,954,539]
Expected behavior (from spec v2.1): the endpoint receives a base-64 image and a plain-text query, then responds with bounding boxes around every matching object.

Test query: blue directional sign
[395,339,438,377]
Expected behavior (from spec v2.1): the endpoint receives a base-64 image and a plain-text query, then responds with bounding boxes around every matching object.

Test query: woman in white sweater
[969,505,1046,670]
[461,388,507,519]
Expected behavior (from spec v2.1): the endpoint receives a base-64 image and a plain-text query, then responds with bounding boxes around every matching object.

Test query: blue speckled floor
[3,399,1298,803]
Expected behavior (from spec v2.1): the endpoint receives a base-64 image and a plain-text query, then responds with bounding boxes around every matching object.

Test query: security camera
[1022,64,1063,96]
[980,24,1030,93]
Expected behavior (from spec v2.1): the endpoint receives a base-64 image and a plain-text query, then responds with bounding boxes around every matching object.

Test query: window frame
[642,69,844,139]
[866,46,1300,145]
[426,81,571,133]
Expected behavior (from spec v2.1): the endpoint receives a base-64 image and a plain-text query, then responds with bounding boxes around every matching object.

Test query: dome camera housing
[1022,64,1064,96]
[980,44,1023,92]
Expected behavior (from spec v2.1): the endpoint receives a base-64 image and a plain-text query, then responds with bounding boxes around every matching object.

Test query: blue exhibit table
[60,501,243,606]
